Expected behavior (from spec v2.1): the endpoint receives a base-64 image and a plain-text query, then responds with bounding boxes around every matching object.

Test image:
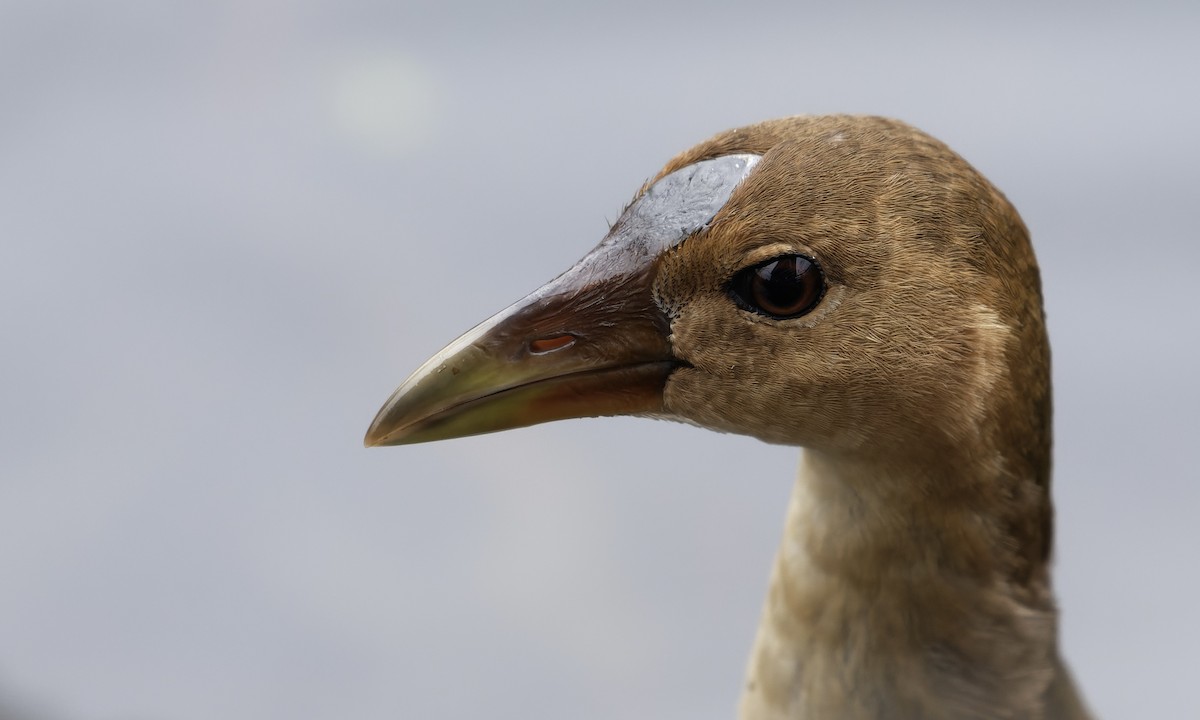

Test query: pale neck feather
[738,448,1087,720]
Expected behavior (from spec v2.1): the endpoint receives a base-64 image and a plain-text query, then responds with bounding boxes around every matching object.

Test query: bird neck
[738,447,1058,720]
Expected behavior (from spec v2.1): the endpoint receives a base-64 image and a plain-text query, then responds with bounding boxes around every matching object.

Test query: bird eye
[729,255,825,319]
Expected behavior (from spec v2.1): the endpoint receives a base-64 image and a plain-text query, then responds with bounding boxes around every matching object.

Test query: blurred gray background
[1,1,1197,718]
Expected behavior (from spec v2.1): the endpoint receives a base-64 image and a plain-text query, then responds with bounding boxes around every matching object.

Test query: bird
[364,115,1092,719]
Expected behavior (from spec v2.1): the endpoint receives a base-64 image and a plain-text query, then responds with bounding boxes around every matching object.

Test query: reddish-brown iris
[730,255,825,319]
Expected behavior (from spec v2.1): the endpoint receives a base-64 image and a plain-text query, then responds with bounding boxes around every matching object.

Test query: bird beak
[363,252,674,447]
[364,153,764,447]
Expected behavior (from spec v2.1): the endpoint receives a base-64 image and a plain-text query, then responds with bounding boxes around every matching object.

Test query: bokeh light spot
[329,51,437,156]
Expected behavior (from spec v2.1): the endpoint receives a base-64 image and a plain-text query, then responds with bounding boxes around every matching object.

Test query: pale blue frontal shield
[576,153,763,279]
[616,153,762,254]
[485,151,764,309]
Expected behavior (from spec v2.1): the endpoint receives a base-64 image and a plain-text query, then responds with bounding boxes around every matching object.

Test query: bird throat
[738,448,1058,719]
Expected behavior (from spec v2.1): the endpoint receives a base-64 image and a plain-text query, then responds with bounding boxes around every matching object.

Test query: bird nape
[364,115,1092,720]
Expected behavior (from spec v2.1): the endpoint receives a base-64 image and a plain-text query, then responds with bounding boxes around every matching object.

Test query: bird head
[365,116,1048,467]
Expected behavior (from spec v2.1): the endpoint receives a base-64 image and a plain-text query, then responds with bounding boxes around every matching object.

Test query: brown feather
[648,116,1086,719]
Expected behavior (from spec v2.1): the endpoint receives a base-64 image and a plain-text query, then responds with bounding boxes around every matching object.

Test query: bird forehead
[533,154,762,298]
[621,153,762,252]
[585,154,762,271]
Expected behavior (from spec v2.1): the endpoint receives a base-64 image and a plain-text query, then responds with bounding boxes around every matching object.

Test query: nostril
[528,334,576,354]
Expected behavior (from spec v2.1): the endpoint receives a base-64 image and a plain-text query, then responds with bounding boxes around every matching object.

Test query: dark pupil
[752,257,815,315]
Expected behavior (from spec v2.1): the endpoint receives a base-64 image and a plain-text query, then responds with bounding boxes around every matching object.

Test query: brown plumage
[365,115,1092,719]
